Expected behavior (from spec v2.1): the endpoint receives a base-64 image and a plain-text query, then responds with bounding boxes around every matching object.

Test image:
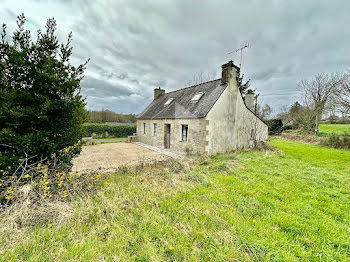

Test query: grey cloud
[1,0,350,113]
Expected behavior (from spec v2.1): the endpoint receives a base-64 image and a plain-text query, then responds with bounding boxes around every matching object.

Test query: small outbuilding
[136,61,268,155]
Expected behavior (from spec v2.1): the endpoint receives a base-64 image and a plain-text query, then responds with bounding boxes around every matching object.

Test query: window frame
[191,92,204,102]
[181,124,189,142]
[164,98,174,106]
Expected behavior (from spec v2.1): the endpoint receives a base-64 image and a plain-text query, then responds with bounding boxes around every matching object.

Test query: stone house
[136,61,268,155]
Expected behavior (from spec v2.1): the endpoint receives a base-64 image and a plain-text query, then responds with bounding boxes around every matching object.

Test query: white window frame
[143,123,146,135]
[153,123,157,136]
[164,98,174,106]
[180,124,189,142]
[191,92,204,102]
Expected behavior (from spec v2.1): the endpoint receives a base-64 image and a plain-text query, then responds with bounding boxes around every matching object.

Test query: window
[191,92,204,102]
[143,123,146,135]
[164,98,174,106]
[181,124,188,142]
[250,129,255,139]
[153,123,157,136]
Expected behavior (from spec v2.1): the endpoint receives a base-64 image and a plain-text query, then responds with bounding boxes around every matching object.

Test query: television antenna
[227,42,249,69]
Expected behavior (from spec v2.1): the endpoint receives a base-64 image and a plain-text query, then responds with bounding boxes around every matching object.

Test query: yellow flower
[340,204,344,207]
[88,185,92,189]
[252,219,257,223]
[169,246,173,250]
[344,219,347,221]
[24,174,31,178]
[5,195,12,200]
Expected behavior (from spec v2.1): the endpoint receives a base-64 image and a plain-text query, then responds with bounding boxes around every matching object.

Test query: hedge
[82,124,136,138]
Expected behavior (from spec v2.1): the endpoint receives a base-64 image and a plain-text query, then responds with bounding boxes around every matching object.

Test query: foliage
[0,141,102,206]
[1,140,349,260]
[0,14,88,178]
[321,132,350,150]
[83,123,136,138]
[266,118,283,135]
[87,109,136,123]
[278,101,316,132]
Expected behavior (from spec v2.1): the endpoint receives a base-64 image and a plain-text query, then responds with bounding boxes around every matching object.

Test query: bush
[0,14,88,179]
[266,119,283,135]
[0,142,102,207]
[83,124,136,138]
[321,133,350,150]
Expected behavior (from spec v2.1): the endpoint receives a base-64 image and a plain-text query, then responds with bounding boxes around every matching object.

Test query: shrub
[0,142,102,207]
[321,133,350,150]
[266,119,283,135]
[82,124,136,138]
[0,14,88,179]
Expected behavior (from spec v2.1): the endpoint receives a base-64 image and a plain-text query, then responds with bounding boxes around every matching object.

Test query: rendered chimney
[244,89,255,111]
[154,87,165,100]
[221,60,239,85]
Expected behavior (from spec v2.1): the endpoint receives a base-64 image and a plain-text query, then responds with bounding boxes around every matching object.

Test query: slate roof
[137,79,227,119]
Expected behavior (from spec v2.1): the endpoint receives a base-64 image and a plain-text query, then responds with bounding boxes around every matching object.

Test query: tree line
[86,109,136,123]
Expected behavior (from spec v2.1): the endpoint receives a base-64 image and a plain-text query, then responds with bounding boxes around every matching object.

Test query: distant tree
[0,14,88,177]
[86,109,136,123]
[336,71,350,112]
[278,101,315,131]
[299,72,346,133]
[257,104,272,120]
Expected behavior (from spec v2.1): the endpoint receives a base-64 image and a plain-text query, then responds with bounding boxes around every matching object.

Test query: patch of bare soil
[72,143,167,173]
[279,133,326,145]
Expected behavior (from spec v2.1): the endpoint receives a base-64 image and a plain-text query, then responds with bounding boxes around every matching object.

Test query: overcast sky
[1,0,350,115]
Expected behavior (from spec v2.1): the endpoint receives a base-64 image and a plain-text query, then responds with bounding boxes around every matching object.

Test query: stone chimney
[154,87,165,100]
[244,89,255,111]
[221,60,239,85]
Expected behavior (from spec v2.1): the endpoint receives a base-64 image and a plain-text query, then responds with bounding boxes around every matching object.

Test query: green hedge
[83,124,136,138]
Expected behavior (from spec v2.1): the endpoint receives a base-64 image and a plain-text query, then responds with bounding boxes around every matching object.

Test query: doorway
[164,124,171,149]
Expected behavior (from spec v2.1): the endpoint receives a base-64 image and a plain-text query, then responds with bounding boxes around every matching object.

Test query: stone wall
[136,118,207,154]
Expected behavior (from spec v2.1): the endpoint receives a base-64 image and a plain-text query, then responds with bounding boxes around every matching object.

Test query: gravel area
[72,143,167,173]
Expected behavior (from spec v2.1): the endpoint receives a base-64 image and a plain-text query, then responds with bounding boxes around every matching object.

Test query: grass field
[1,139,349,261]
[318,124,350,136]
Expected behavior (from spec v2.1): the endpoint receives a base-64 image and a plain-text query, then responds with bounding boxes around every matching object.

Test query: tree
[336,71,350,112]
[299,72,346,133]
[0,14,88,177]
[257,104,272,120]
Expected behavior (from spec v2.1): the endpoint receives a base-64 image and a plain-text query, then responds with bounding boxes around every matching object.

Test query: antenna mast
[227,42,249,68]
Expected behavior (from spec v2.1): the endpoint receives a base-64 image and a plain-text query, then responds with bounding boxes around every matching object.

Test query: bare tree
[256,103,272,120]
[336,71,350,111]
[187,69,217,86]
[299,72,346,133]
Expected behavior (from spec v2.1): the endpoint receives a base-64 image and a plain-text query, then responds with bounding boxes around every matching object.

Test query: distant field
[1,139,349,261]
[318,124,350,136]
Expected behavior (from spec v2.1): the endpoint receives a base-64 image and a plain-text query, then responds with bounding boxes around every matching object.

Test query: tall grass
[0,140,349,260]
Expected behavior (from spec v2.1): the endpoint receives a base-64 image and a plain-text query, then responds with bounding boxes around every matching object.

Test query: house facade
[136,61,268,155]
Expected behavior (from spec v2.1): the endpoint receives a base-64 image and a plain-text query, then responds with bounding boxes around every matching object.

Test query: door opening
[164,124,171,149]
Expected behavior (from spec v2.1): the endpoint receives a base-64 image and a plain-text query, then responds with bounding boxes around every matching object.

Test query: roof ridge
[165,78,221,95]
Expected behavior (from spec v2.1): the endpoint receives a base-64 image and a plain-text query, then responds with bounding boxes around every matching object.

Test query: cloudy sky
[1,0,350,115]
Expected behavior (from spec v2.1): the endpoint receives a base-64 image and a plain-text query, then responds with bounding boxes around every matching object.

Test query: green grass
[1,139,349,261]
[319,124,350,136]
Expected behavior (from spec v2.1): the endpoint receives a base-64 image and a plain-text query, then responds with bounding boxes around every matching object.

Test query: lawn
[1,139,349,261]
[318,124,350,136]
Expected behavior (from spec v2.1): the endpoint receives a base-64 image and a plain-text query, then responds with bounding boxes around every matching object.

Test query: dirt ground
[72,143,167,173]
